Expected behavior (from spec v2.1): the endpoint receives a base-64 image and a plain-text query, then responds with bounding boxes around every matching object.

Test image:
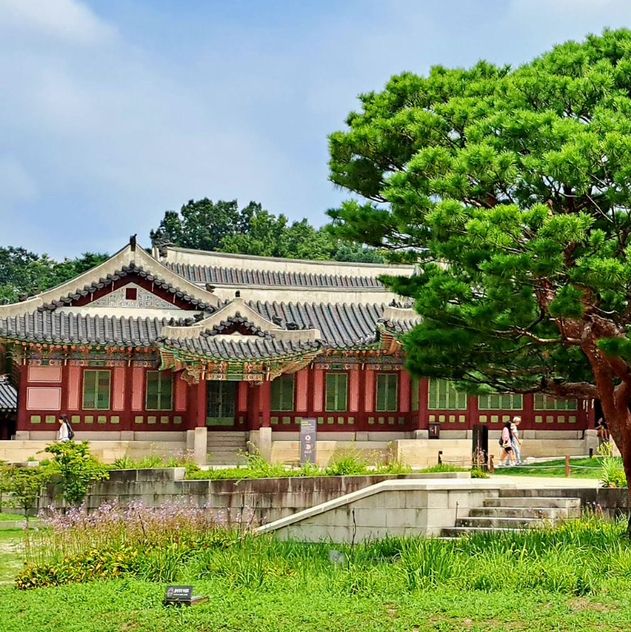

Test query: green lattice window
[145,371,173,411]
[82,370,111,410]
[534,394,578,411]
[478,393,523,410]
[272,374,295,411]
[326,372,348,412]
[411,375,420,412]
[428,379,467,410]
[376,373,399,412]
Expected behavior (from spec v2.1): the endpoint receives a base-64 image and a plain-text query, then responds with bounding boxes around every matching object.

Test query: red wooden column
[467,392,479,430]
[522,393,534,429]
[399,369,411,421]
[357,365,366,431]
[260,381,272,428]
[195,379,207,427]
[16,363,28,431]
[306,366,315,420]
[123,364,135,431]
[417,378,429,430]
[60,362,70,413]
[248,383,261,430]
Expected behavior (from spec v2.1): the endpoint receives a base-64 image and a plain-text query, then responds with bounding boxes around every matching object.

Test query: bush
[470,467,489,479]
[4,465,47,522]
[44,441,109,506]
[600,456,626,488]
[325,451,369,477]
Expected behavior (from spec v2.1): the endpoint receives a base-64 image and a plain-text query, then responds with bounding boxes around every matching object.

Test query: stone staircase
[206,431,249,466]
[442,491,581,537]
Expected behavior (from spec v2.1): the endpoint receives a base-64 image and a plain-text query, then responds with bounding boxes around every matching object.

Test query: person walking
[57,415,73,442]
[511,416,523,465]
[596,417,609,446]
[499,421,515,467]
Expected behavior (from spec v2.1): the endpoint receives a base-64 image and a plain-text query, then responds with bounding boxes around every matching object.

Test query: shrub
[600,456,626,488]
[4,465,47,523]
[44,441,109,506]
[325,450,370,476]
[470,467,489,479]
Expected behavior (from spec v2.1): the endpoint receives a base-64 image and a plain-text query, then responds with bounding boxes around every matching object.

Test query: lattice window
[428,379,467,410]
[271,374,295,411]
[411,375,420,412]
[376,373,399,412]
[145,371,173,411]
[478,393,523,410]
[82,370,111,410]
[534,394,578,411]
[325,372,348,412]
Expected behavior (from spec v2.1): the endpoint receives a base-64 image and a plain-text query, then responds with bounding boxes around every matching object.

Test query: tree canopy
[328,29,631,469]
[0,248,108,304]
[150,198,384,262]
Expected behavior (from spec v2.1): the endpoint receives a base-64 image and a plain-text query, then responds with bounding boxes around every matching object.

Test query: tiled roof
[161,336,321,360]
[39,263,216,312]
[165,262,386,289]
[0,303,419,354]
[0,376,17,411]
[0,312,171,347]
[248,301,417,349]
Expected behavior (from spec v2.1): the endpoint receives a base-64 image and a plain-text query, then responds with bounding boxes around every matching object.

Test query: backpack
[66,421,75,440]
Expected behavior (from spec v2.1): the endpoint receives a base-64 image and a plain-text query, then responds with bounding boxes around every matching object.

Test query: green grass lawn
[0,531,25,585]
[1,577,629,632]
[3,520,631,631]
[0,512,26,521]
[493,457,605,478]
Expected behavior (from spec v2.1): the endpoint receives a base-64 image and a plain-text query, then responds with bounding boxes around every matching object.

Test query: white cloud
[0,0,115,46]
[4,0,631,257]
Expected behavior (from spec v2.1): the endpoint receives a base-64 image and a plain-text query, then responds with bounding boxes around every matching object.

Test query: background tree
[150,197,384,262]
[328,28,631,522]
[4,466,47,525]
[0,248,108,304]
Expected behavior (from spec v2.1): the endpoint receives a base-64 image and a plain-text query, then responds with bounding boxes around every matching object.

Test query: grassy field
[0,513,26,521]
[493,457,605,478]
[3,519,631,631]
[1,576,630,632]
[0,531,25,585]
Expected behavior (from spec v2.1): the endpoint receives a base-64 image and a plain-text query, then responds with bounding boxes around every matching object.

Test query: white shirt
[57,422,69,441]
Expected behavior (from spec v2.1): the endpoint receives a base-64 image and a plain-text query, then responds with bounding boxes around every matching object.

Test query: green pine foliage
[328,29,631,410]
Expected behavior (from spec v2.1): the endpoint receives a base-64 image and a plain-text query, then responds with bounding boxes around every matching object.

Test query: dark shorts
[504,446,512,452]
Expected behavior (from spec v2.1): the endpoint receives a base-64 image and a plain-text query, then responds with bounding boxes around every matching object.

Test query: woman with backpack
[57,415,74,442]
[499,421,515,467]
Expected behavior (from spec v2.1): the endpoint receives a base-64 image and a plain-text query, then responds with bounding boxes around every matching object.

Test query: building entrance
[206,381,237,427]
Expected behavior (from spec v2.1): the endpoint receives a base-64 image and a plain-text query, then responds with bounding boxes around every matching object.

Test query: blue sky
[2,0,631,258]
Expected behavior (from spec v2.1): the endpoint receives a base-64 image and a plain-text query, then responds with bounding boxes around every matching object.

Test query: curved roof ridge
[0,240,221,319]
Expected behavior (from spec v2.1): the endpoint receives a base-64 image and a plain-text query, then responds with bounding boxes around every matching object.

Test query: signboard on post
[300,418,317,464]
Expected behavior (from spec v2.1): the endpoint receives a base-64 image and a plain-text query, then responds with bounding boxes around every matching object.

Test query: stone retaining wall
[42,469,468,525]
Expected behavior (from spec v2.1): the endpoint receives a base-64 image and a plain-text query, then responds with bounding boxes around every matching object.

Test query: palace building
[0,238,595,465]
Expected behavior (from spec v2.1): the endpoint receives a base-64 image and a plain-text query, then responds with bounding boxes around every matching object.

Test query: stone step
[455,516,546,529]
[468,506,570,520]
[441,526,524,537]
[483,497,581,511]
